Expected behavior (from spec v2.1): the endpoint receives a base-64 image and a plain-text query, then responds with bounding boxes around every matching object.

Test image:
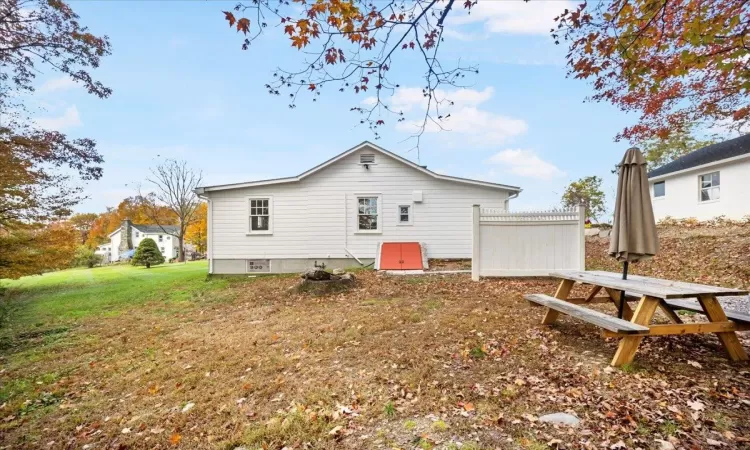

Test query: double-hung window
[699,171,720,202]
[398,205,412,225]
[357,196,380,232]
[158,235,163,242]
[249,197,272,234]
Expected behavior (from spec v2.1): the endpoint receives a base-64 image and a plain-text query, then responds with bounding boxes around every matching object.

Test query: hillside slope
[587,223,750,290]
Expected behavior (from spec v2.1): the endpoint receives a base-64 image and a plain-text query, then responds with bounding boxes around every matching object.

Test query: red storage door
[379,242,423,270]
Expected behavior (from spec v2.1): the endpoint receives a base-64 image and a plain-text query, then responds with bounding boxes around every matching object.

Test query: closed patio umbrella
[609,147,659,318]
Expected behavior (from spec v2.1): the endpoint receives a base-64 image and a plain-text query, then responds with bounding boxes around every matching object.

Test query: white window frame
[158,235,163,242]
[355,194,382,234]
[653,181,665,199]
[134,231,139,238]
[247,196,273,235]
[698,171,720,203]
[397,204,412,226]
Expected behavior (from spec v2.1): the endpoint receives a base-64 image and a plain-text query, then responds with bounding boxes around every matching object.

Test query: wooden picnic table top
[549,270,749,299]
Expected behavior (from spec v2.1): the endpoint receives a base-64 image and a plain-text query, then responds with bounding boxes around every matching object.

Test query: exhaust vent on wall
[360,154,375,164]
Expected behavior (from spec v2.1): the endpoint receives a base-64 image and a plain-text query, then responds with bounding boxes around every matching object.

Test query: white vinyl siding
[207,147,510,260]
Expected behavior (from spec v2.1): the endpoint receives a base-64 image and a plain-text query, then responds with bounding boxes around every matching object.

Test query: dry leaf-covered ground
[1,224,749,450]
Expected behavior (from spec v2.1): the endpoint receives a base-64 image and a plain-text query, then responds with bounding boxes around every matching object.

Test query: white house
[195,141,522,274]
[648,134,750,221]
[95,219,181,262]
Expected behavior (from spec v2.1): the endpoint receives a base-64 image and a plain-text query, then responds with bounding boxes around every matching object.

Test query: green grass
[1,261,222,333]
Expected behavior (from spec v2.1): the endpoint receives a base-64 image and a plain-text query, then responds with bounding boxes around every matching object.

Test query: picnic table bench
[526,270,750,367]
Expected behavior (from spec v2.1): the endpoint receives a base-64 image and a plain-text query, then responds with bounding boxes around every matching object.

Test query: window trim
[247,196,274,235]
[397,204,413,226]
[698,171,720,204]
[354,194,382,234]
[652,181,665,199]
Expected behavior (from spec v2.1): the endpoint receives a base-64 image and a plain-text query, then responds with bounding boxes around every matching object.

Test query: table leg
[611,295,660,367]
[542,279,575,325]
[658,300,683,324]
[604,288,634,321]
[698,295,749,361]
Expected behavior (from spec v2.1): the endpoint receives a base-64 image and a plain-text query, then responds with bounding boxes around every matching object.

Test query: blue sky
[31,1,640,216]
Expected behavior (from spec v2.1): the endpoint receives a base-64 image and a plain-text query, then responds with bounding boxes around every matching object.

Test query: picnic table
[526,270,750,367]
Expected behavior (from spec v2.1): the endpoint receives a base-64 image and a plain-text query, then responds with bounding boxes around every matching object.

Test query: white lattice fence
[471,205,585,279]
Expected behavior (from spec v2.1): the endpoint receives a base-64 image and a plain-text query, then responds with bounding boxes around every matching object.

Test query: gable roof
[133,224,179,235]
[648,133,750,179]
[195,141,521,193]
[108,224,179,238]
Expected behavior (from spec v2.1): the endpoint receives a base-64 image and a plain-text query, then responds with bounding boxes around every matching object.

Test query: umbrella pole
[618,262,629,319]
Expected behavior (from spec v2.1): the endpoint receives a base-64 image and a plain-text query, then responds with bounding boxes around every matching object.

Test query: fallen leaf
[655,439,675,450]
[687,400,705,411]
[687,360,702,368]
[182,402,195,413]
[170,433,181,445]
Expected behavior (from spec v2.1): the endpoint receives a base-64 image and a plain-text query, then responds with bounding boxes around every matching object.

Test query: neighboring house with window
[195,141,521,274]
[95,219,181,262]
[648,133,750,221]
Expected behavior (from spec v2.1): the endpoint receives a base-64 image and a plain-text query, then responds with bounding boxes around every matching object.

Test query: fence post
[472,204,480,281]
[578,203,586,270]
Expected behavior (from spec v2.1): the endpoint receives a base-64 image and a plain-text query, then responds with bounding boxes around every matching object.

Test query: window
[158,235,163,242]
[699,171,720,202]
[398,205,412,225]
[160,247,165,253]
[166,236,170,240]
[653,181,665,198]
[134,231,139,238]
[357,196,379,231]
[248,197,272,234]
[360,154,375,164]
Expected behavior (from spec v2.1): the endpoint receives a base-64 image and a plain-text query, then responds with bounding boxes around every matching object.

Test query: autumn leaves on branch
[224,0,749,144]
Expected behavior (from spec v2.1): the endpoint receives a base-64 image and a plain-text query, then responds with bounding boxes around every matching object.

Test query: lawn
[1,255,749,449]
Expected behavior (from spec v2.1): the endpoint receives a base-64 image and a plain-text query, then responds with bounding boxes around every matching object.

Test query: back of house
[648,134,750,221]
[196,142,521,274]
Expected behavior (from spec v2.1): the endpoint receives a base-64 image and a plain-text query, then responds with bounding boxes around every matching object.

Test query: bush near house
[131,238,164,268]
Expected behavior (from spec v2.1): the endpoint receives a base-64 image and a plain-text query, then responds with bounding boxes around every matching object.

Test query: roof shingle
[648,133,750,178]
[133,224,179,235]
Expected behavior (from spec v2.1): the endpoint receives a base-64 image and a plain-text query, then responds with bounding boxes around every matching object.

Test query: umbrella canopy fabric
[609,147,659,262]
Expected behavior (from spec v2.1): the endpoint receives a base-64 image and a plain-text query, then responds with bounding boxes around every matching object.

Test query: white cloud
[485,148,565,180]
[441,28,487,42]
[449,1,574,35]
[385,86,527,145]
[38,76,78,94]
[35,105,82,130]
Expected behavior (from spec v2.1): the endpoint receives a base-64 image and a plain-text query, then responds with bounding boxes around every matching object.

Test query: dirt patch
[1,271,749,449]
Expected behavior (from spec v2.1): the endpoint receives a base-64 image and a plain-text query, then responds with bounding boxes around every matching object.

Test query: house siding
[206,147,511,269]
[650,157,750,221]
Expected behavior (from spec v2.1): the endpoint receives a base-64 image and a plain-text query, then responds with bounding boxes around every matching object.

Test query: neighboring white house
[195,141,522,274]
[95,219,181,262]
[648,134,750,221]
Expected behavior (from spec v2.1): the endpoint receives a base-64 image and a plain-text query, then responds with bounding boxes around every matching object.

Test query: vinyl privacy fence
[471,205,585,280]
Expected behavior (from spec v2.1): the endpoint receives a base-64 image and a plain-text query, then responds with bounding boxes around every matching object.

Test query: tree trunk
[146,261,151,269]
[178,235,185,262]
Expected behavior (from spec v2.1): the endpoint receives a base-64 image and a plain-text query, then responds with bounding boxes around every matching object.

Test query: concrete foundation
[211,258,374,274]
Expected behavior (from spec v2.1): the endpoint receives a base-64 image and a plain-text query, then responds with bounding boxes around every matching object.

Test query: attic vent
[360,154,375,164]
